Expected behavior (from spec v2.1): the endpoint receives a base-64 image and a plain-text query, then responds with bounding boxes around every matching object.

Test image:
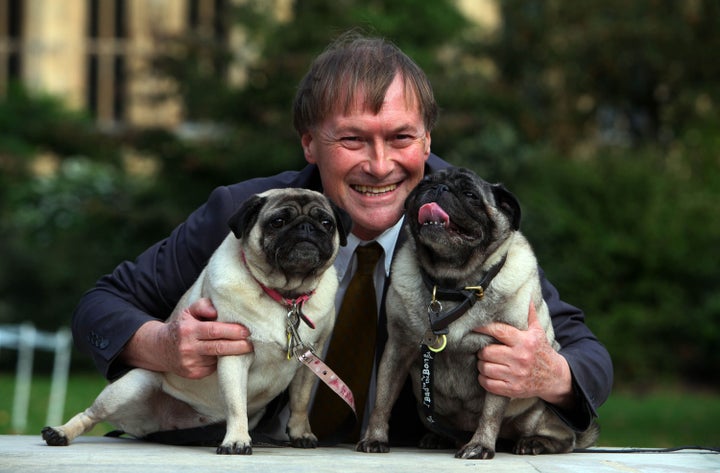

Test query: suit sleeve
[71,185,244,380]
[540,267,614,430]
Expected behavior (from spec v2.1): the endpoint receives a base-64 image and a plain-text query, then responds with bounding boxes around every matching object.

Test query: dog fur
[357,168,599,459]
[42,188,350,454]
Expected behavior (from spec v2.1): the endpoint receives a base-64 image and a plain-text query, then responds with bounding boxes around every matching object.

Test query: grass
[1,373,719,448]
[0,372,114,436]
[596,387,720,448]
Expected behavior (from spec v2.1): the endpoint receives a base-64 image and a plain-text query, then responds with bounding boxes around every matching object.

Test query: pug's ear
[492,184,522,231]
[330,201,352,247]
[227,194,267,240]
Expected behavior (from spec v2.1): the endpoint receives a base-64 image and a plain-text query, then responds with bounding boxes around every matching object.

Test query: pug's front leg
[216,353,254,454]
[285,358,320,448]
[456,392,510,459]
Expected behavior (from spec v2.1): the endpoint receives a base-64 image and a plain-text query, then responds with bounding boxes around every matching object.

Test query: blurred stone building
[0,0,495,130]
[0,0,276,129]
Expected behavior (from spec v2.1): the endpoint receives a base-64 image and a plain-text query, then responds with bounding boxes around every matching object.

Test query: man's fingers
[199,321,251,341]
[473,321,516,345]
[200,339,254,357]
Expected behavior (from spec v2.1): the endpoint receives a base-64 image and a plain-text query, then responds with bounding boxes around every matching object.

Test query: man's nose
[365,138,394,176]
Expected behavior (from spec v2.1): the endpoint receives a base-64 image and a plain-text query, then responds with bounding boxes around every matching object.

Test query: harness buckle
[464,285,485,299]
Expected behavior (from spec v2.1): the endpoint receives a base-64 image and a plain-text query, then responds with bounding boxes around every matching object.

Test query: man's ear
[301,133,316,164]
[227,194,267,240]
[330,201,353,247]
[492,183,522,231]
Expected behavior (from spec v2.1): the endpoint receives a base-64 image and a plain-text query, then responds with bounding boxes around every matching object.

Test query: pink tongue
[418,202,450,225]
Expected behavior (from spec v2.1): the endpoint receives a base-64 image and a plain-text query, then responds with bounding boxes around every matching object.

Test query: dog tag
[422,330,447,353]
[286,309,301,360]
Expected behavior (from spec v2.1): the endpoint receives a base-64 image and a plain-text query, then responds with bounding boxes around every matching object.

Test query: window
[0,0,22,97]
[86,0,127,125]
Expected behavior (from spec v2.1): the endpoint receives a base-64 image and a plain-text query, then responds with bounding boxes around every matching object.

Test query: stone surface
[0,435,718,473]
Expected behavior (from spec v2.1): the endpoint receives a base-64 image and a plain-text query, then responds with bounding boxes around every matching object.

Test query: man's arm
[474,269,613,430]
[71,185,251,380]
[119,298,252,379]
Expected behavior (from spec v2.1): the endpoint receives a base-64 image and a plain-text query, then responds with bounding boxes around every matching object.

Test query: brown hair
[292,31,438,135]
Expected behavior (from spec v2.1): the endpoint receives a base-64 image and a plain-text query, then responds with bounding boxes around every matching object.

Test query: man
[72,33,613,445]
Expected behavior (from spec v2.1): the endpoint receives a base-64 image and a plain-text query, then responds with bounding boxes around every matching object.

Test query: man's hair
[292,31,438,136]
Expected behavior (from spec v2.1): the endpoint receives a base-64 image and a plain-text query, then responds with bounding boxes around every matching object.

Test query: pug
[357,168,599,459]
[42,188,351,455]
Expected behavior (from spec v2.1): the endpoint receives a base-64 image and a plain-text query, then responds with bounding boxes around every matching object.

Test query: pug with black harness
[357,168,599,459]
[42,188,353,455]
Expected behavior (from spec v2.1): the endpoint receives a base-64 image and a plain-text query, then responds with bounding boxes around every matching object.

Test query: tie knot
[355,242,383,275]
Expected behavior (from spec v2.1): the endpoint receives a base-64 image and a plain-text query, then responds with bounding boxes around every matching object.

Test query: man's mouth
[352,184,398,195]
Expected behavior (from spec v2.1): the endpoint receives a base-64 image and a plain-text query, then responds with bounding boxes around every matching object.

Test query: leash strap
[297,349,356,414]
[419,344,472,443]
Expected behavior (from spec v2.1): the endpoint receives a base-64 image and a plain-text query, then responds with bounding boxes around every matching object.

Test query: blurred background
[1,0,718,447]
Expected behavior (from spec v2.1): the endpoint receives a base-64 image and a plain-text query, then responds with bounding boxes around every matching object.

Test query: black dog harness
[418,254,507,442]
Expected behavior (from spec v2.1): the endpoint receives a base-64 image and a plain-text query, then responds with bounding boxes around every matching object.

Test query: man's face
[301,74,431,241]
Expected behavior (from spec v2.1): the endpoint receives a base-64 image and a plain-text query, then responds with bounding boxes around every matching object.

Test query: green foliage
[439,0,720,152]
[458,141,720,386]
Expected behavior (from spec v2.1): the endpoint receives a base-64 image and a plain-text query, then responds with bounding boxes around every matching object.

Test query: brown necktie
[310,242,383,443]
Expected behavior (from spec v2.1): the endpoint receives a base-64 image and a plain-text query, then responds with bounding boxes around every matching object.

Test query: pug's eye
[270,218,285,229]
[464,191,478,200]
[320,219,334,231]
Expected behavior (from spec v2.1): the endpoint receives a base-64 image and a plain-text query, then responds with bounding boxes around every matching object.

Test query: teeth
[422,221,446,227]
[353,184,397,194]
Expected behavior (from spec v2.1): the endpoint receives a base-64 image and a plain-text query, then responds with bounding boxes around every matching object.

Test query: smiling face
[300,74,431,240]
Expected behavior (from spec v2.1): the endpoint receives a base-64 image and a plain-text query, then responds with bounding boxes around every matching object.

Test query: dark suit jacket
[72,153,612,443]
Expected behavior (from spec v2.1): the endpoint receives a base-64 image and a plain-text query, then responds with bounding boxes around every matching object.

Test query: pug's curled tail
[575,420,601,450]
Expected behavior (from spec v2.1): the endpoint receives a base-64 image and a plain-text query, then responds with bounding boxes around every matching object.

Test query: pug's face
[405,168,521,282]
[228,188,350,293]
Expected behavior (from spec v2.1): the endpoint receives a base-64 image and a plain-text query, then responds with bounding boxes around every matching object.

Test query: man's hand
[473,303,575,409]
[120,298,253,379]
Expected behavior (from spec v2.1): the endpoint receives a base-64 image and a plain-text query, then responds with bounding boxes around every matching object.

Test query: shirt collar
[335,216,405,280]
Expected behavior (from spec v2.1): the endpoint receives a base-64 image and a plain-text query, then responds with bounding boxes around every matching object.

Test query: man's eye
[340,136,364,149]
[391,134,416,147]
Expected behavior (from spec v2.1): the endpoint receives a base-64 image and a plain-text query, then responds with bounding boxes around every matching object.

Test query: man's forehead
[333,75,421,119]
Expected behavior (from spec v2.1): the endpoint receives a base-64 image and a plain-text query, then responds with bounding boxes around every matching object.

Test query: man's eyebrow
[333,123,422,134]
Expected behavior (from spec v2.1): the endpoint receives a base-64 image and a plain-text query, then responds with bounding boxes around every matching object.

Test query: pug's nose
[297,221,316,237]
[432,184,449,199]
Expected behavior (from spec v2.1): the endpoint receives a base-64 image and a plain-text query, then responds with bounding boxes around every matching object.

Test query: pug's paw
[356,439,390,453]
[455,442,495,460]
[290,434,318,449]
[42,426,69,446]
[216,441,252,455]
[514,436,555,455]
